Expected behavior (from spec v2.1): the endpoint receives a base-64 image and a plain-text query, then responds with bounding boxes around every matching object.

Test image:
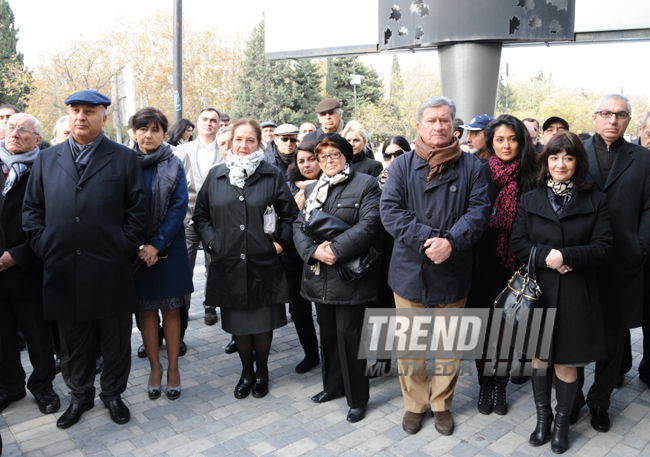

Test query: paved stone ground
[2,256,650,456]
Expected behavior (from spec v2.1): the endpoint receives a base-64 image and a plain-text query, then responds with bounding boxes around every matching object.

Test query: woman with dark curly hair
[511,131,612,453]
[468,114,539,416]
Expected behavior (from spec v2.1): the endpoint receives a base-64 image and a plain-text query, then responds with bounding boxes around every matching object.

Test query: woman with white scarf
[292,133,382,423]
[193,119,299,400]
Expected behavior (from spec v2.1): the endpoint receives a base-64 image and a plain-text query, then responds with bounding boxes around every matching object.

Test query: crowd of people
[0,88,649,455]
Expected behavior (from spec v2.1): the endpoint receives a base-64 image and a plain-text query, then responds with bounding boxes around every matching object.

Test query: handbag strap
[527,245,537,278]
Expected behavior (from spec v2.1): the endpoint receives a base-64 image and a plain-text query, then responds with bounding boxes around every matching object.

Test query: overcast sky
[11,1,650,99]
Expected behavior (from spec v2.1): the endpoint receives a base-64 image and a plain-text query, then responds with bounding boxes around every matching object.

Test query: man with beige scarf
[380,96,490,436]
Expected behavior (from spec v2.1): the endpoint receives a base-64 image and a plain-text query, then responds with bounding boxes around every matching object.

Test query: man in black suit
[0,113,59,415]
[23,90,148,429]
[576,94,650,432]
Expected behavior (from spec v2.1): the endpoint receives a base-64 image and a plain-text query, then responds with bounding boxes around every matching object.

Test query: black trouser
[0,297,55,396]
[577,323,626,410]
[58,315,132,404]
[315,303,369,408]
[283,252,318,358]
[133,306,188,342]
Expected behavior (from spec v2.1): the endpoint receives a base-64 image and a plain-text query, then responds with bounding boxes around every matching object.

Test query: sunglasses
[383,149,405,160]
[278,137,299,143]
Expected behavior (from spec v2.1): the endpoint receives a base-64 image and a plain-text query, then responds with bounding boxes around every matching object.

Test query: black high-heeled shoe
[166,370,181,401]
[148,365,163,400]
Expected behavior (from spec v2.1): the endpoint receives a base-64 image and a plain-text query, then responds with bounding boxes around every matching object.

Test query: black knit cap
[315,133,353,162]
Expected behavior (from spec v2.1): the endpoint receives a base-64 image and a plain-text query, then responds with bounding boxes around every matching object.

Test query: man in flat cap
[301,98,344,144]
[23,89,148,429]
[264,123,300,176]
[540,116,569,146]
[260,121,277,150]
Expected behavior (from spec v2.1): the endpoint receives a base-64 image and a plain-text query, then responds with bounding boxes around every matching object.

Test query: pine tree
[325,58,336,98]
[287,59,321,126]
[330,57,382,115]
[0,0,32,109]
[389,55,403,103]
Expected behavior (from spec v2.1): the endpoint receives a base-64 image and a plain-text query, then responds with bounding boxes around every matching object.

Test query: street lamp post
[350,61,365,121]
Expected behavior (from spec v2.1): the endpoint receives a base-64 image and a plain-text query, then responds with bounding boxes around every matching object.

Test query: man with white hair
[0,113,60,416]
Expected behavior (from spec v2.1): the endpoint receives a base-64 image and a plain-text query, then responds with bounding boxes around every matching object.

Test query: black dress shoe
[95,357,104,374]
[252,378,269,398]
[234,378,253,399]
[346,405,366,423]
[105,399,130,425]
[54,356,62,374]
[179,341,187,357]
[0,390,26,413]
[295,355,320,374]
[590,405,610,432]
[34,388,60,414]
[137,344,147,358]
[56,402,94,429]
[225,339,237,354]
[311,391,344,403]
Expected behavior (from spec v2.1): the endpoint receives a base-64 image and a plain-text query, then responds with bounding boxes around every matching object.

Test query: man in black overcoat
[0,113,60,416]
[576,94,650,432]
[22,90,148,429]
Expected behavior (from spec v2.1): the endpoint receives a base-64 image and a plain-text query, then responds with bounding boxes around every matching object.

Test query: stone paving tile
[3,256,650,456]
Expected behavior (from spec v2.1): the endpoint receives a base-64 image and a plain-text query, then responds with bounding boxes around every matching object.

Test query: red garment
[489,154,522,271]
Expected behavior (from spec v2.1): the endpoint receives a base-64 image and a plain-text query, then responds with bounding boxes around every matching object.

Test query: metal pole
[173,0,183,122]
[505,62,509,114]
[353,61,358,120]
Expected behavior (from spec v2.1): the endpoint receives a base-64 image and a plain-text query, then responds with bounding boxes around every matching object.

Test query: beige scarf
[414,135,461,182]
[294,179,318,210]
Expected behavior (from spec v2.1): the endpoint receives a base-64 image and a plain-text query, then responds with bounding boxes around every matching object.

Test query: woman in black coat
[511,132,612,454]
[193,119,299,400]
[468,115,539,416]
[293,133,382,423]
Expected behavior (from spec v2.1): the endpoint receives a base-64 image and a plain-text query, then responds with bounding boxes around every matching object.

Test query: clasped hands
[545,248,572,274]
[0,251,16,272]
[312,241,337,265]
[424,237,452,264]
[138,244,159,268]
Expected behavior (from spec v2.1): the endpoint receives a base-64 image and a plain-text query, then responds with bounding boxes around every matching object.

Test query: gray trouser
[185,223,213,311]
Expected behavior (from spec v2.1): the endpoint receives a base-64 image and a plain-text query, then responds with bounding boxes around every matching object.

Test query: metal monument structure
[265,0,650,125]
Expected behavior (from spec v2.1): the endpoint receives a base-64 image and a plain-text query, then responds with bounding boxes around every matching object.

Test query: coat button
[426,212,432,219]
[355,203,359,207]
[452,212,457,219]
[240,225,245,230]
[76,186,82,191]
[422,263,429,270]
[337,203,341,207]
[75,217,80,222]
[450,185,457,192]
[239,195,245,201]
[240,253,246,259]
[76,250,81,255]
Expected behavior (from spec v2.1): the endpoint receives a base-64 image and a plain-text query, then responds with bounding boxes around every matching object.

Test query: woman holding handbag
[511,131,612,454]
[468,115,538,416]
[293,133,382,423]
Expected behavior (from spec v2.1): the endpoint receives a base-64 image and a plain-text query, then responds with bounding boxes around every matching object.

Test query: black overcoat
[584,136,650,329]
[192,160,299,309]
[293,170,382,305]
[510,186,612,364]
[22,138,148,321]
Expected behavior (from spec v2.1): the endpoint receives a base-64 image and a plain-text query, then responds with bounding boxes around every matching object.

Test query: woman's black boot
[529,368,553,446]
[551,378,578,454]
[493,376,509,415]
[477,374,493,415]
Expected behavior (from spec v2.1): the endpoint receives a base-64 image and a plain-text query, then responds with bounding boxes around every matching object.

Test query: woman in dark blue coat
[511,132,612,454]
[132,108,193,401]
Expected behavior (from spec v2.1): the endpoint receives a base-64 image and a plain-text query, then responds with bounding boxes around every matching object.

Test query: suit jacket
[174,138,223,223]
[22,137,148,321]
[585,135,650,328]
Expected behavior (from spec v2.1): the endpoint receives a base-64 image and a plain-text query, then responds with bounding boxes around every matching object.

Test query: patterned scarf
[489,154,522,272]
[547,178,575,213]
[225,148,265,188]
[414,135,461,183]
[0,139,39,196]
[303,162,351,275]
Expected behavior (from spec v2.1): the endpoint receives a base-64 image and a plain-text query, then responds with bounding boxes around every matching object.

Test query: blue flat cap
[260,121,277,129]
[65,90,111,107]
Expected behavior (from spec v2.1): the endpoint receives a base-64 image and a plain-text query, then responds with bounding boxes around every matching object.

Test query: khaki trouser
[395,293,466,413]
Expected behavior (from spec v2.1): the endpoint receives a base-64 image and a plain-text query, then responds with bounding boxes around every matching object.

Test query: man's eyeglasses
[383,149,405,160]
[317,151,342,162]
[5,125,36,136]
[595,110,630,120]
[278,137,298,143]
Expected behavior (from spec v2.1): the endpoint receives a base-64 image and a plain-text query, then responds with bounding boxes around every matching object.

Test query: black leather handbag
[494,245,542,323]
[300,209,380,282]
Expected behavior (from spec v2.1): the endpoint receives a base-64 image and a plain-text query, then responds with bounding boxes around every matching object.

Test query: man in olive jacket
[23,90,148,429]
[380,96,489,436]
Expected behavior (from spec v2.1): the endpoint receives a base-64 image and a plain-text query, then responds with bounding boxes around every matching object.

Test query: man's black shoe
[104,399,130,425]
[95,357,104,374]
[311,391,344,403]
[179,341,187,357]
[54,356,62,375]
[295,355,320,374]
[56,402,94,429]
[590,405,610,432]
[34,388,60,414]
[0,390,26,413]
[225,339,237,354]
[137,344,147,358]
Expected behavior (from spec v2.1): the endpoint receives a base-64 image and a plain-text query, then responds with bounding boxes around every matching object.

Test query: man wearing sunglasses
[301,98,344,144]
[263,123,300,177]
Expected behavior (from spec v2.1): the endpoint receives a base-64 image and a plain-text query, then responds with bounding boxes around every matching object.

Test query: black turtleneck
[594,133,625,183]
